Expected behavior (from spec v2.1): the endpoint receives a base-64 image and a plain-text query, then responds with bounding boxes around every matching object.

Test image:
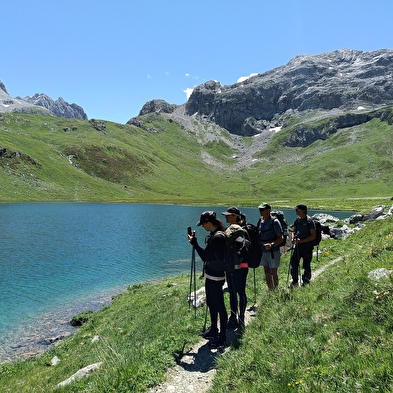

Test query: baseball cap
[196,211,216,226]
[221,206,241,216]
[258,202,271,210]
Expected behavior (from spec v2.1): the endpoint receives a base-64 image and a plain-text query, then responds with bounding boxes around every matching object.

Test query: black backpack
[294,217,322,247]
[271,210,289,247]
[214,224,245,272]
[258,211,288,248]
[311,219,322,247]
[242,223,262,268]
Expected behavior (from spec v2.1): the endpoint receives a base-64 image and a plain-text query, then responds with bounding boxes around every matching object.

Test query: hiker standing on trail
[188,211,228,348]
[257,202,284,290]
[221,207,248,328]
[289,204,316,287]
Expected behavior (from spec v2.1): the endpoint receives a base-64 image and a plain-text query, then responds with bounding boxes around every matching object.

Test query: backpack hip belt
[205,273,225,281]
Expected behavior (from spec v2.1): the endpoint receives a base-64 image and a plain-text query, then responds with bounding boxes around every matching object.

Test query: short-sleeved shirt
[293,216,315,240]
[258,216,283,252]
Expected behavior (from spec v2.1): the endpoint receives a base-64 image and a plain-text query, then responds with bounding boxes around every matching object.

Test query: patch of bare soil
[148,304,257,393]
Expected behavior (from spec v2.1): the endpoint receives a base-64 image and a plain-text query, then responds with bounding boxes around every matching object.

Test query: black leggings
[226,268,248,319]
[205,278,227,335]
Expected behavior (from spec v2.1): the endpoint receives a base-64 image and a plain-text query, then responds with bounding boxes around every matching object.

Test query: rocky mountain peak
[0,81,87,119]
[24,93,87,120]
[138,99,179,116]
[0,81,8,94]
[135,50,393,136]
[181,49,393,136]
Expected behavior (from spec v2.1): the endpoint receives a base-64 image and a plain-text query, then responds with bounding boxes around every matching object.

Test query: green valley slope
[0,109,392,210]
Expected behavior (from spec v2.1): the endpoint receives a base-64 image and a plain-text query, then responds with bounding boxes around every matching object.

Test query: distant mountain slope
[24,93,87,119]
[0,81,50,115]
[1,107,392,205]
[0,81,87,119]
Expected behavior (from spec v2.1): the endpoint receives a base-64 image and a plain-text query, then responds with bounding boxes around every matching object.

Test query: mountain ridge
[0,82,87,119]
[135,49,393,139]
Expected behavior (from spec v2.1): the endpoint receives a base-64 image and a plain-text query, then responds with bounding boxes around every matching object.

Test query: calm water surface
[0,203,352,362]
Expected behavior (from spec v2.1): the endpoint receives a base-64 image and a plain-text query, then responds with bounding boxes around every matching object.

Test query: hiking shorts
[260,250,281,269]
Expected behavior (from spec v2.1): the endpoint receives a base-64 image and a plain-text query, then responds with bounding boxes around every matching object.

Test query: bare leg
[271,267,279,289]
[263,266,274,291]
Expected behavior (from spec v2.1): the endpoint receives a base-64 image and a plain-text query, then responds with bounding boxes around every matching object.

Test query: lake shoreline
[0,288,121,363]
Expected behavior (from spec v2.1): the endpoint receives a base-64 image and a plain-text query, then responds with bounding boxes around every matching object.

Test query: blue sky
[1,0,392,124]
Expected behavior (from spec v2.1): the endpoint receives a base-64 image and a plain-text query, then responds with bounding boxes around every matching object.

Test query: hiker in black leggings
[221,207,248,328]
[188,211,228,348]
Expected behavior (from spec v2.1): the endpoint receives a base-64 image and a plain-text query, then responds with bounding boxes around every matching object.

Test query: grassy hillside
[1,213,392,392]
[0,113,247,203]
[0,109,392,211]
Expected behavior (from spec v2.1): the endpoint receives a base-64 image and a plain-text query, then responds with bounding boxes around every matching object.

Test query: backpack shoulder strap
[212,230,226,239]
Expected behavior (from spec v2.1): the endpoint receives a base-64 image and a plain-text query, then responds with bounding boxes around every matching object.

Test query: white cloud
[237,73,258,83]
[185,73,200,80]
[184,87,194,100]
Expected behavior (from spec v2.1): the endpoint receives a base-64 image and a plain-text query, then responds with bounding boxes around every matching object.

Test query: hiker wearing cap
[257,202,284,290]
[221,207,248,328]
[188,211,228,348]
[289,204,316,287]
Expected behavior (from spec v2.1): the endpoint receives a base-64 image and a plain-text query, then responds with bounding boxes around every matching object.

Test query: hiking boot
[237,317,245,333]
[227,316,238,329]
[200,326,218,339]
[288,281,299,289]
[210,336,226,348]
[301,276,311,286]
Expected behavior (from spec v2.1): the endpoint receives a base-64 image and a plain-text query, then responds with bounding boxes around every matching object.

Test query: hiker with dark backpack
[257,202,284,291]
[221,207,249,328]
[188,211,228,348]
[289,204,316,287]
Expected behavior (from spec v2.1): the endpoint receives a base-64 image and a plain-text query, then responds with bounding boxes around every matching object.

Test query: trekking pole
[287,246,294,287]
[202,301,208,333]
[188,245,194,312]
[188,245,197,317]
[247,268,257,311]
[193,245,197,317]
[296,243,302,286]
[188,227,197,314]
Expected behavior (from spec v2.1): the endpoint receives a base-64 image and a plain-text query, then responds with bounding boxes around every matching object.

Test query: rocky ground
[148,303,257,393]
[170,106,274,170]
